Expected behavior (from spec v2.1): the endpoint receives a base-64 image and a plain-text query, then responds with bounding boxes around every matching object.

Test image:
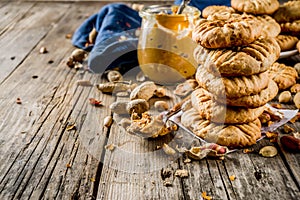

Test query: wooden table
[0,1,299,199]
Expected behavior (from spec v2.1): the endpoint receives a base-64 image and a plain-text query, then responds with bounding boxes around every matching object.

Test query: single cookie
[273,1,300,23]
[269,62,298,90]
[256,15,281,38]
[192,13,262,49]
[231,0,279,15]
[195,66,270,98]
[194,37,280,77]
[275,35,299,51]
[216,80,278,108]
[190,88,265,124]
[181,108,262,148]
[202,5,235,18]
[280,20,300,36]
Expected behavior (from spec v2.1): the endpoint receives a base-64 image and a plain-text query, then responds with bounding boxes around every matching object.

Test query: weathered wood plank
[0,2,111,199]
[0,2,34,36]
[215,139,300,200]
[96,86,187,200]
[0,2,68,84]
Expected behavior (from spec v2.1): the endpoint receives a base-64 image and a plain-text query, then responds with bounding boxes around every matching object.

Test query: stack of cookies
[272,1,300,53]
[180,10,281,148]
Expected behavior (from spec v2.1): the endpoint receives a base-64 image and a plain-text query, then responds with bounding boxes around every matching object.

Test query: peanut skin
[280,135,300,152]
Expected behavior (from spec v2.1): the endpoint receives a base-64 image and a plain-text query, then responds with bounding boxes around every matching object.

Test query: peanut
[278,91,292,103]
[293,92,300,108]
[130,81,157,101]
[104,116,113,128]
[294,63,300,76]
[107,70,123,82]
[71,49,87,62]
[280,135,300,152]
[126,99,149,114]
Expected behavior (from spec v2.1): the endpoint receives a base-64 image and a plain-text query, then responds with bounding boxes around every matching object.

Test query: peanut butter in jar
[138,5,201,84]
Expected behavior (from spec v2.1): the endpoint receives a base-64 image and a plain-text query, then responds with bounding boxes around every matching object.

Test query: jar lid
[139,4,201,18]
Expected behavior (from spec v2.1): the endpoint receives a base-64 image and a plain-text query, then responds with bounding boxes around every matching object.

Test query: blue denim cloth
[72,1,231,73]
[174,0,231,12]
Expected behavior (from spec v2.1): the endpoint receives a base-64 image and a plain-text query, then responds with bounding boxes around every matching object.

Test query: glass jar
[138,5,201,84]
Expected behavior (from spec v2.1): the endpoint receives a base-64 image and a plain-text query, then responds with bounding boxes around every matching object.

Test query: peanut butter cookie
[195,66,270,98]
[280,20,300,36]
[181,108,262,148]
[190,88,265,124]
[202,5,235,19]
[273,1,300,23]
[231,0,279,15]
[194,37,280,77]
[216,80,278,108]
[256,15,281,38]
[269,62,298,90]
[275,34,298,51]
[192,13,262,48]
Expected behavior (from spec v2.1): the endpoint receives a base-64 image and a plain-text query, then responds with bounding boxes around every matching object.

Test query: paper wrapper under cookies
[167,103,298,150]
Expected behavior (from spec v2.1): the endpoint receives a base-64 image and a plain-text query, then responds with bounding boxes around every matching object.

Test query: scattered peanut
[293,92,300,108]
[278,91,292,103]
[280,135,300,152]
[107,70,123,82]
[88,27,97,44]
[162,143,177,155]
[126,99,149,114]
[104,116,113,128]
[130,81,157,101]
[39,47,48,54]
[294,63,300,76]
[71,49,87,62]
[259,146,277,157]
[174,169,189,178]
[97,82,132,93]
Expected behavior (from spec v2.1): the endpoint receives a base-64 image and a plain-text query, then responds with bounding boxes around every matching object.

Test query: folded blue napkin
[175,0,231,12]
[72,1,231,74]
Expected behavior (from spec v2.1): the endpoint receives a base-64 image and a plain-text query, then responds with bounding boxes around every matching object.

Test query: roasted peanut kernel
[293,92,300,108]
[107,70,123,82]
[278,91,292,103]
[104,116,113,128]
[162,143,177,155]
[126,99,149,114]
[259,146,277,157]
[71,49,87,62]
